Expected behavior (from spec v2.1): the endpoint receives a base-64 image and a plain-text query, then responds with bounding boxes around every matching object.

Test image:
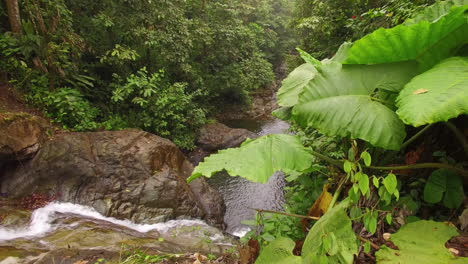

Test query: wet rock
[0,213,237,263]
[0,130,224,226]
[0,207,31,228]
[0,113,50,163]
[196,123,256,151]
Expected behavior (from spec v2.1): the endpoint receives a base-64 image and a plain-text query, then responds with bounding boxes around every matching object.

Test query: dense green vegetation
[190,1,468,263]
[0,0,294,148]
[1,0,467,263]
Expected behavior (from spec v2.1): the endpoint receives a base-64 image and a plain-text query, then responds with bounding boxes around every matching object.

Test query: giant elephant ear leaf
[376,220,466,264]
[187,134,313,184]
[343,5,468,71]
[291,61,418,150]
[277,63,317,107]
[255,237,303,264]
[396,57,468,126]
[302,200,358,264]
[405,0,468,25]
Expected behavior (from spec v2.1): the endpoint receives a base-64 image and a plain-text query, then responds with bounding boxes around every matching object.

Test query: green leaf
[188,134,313,184]
[255,237,303,264]
[344,161,353,174]
[443,171,465,209]
[344,6,468,71]
[327,232,339,256]
[272,107,292,121]
[383,173,398,194]
[291,61,417,150]
[349,207,362,219]
[360,151,372,166]
[405,0,468,25]
[359,174,370,196]
[386,213,393,225]
[302,200,358,264]
[396,57,468,127]
[277,63,317,107]
[297,48,322,68]
[330,42,353,63]
[424,169,447,204]
[364,241,371,254]
[363,211,378,235]
[376,220,465,264]
[372,176,380,188]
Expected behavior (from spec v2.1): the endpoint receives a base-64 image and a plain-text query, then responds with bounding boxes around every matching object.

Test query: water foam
[0,202,208,242]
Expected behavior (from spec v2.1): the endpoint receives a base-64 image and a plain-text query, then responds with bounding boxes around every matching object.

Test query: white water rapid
[0,202,209,242]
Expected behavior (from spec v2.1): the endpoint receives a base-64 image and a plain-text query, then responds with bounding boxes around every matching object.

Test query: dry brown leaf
[383,233,391,241]
[73,261,88,264]
[307,184,333,218]
[413,88,429,95]
[301,184,333,231]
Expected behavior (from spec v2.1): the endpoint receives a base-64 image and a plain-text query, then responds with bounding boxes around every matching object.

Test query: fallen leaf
[449,248,460,256]
[413,88,429,95]
[301,185,333,231]
[307,184,333,218]
[383,233,392,241]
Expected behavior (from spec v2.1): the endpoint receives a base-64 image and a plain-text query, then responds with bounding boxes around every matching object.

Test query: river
[213,118,290,237]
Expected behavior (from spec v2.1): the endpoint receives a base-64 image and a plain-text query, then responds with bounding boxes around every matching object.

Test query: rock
[0,130,224,226]
[0,212,237,263]
[0,207,31,228]
[0,113,50,163]
[196,123,256,151]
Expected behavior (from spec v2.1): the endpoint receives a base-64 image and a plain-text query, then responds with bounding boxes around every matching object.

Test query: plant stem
[328,176,346,210]
[368,163,468,179]
[310,150,468,179]
[357,236,380,250]
[401,124,432,149]
[445,122,468,158]
[250,208,320,220]
[310,149,343,167]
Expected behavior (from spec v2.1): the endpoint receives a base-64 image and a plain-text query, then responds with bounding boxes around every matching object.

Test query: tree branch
[249,208,320,220]
[310,150,468,179]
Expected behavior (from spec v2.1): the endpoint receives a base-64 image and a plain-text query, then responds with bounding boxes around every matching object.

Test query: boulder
[0,130,224,226]
[196,123,256,151]
[0,113,50,163]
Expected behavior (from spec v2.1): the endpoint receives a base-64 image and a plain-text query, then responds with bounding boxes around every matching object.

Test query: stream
[215,119,290,237]
[0,118,289,262]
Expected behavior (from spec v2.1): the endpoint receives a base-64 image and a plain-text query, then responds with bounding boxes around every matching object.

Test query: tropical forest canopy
[1,0,468,263]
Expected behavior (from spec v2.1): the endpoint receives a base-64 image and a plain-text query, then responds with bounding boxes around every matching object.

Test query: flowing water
[0,118,289,247]
[0,202,225,243]
[213,118,290,237]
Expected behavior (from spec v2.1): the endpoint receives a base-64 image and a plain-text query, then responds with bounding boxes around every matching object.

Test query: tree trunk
[4,0,22,33]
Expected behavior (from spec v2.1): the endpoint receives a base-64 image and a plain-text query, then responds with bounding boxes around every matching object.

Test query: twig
[368,163,468,179]
[357,236,380,250]
[250,208,320,220]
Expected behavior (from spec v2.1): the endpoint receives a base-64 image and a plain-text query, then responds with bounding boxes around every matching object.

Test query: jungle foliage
[0,0,295,149]
[190,1,468,263]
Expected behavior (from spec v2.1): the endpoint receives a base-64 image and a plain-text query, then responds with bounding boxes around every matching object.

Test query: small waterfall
[0,202,209,242]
